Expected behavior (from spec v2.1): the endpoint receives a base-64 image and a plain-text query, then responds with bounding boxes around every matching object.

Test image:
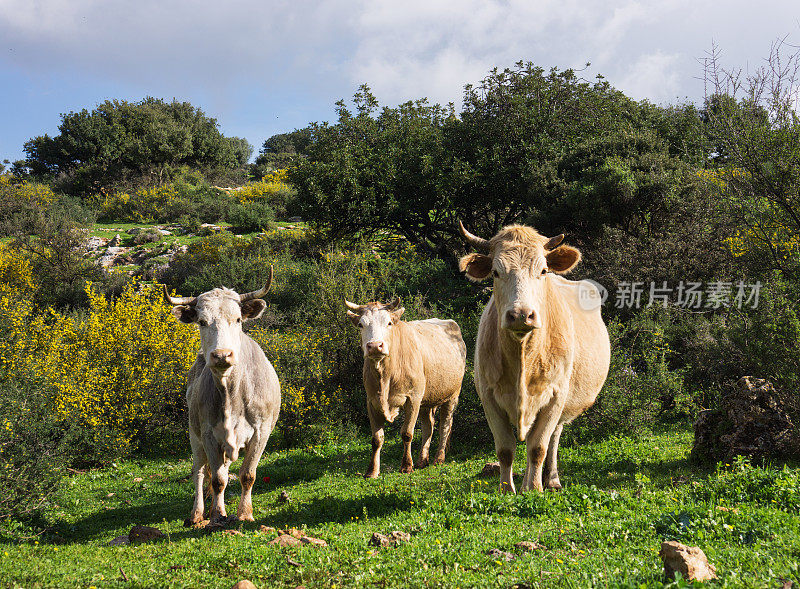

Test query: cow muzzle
[209,348,236,371]
[503,307,541,337]
[365,341,388,359]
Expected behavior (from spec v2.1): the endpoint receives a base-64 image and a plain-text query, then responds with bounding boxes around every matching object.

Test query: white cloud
[616,51,682,103]
[0,0,797,117]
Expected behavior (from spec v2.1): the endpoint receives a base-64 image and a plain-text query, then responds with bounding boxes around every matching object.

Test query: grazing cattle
[458,223,610,493]
[346,297,466,478]
[165,268,280,525]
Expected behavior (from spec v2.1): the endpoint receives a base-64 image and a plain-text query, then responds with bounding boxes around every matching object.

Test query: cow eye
[492,269,499,278]
[236,317,242,323]
[387,320,393,326]
[541,268,548,275]
[198,319,208,327]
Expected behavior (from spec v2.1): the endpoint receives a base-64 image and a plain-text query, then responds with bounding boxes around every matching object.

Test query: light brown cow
[165,269,280,526]
[459,223,610,493]
[346,298,466,478]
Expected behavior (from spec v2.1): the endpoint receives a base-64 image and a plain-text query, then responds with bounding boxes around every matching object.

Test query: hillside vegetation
[1,44,799,587]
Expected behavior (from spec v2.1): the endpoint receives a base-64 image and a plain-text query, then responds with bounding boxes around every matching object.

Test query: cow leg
[433,396,458,465]
[400,398,421,474]
[237,423,273,521]
[417,407,435,468]
[543,423,564,490]
[521,398,563,493]
[365,402,385,479]
[185,431,208,527]
[481,391,517,494]
[205,434,230,522]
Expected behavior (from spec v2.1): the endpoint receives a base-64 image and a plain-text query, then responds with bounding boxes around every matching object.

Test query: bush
[96,180,230,224]
[226,200,275,233]
[234,170,297,219]
[133,227,163,245]
[565,308,689,444]
[0,375,67,533]
[0,281,198,463]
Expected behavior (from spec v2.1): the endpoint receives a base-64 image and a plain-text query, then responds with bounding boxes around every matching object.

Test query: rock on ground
[268,528,327,547]
[128,525,164,544]
[479,462,501,477]
[369,531,411,548]
[659,541,717,582]
[692,376,799,463]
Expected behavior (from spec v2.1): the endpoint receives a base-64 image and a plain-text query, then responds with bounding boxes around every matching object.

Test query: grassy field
[1,423,798,588]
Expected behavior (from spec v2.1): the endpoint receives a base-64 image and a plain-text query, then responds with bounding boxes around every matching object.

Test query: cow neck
[497,277,565,438]
[365,320,411,420]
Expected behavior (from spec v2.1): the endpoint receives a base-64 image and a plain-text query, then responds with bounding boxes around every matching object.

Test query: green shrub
[226,200,275,233]
[0,375,67,535]
[132,227,163,245]
[565,307,689,444]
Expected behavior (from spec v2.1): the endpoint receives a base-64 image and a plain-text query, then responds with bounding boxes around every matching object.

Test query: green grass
[1,425,799,588]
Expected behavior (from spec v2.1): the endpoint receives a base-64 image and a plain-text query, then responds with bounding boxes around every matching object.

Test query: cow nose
[365,341,386,356]
[505,308,538,329]
[210,348,235,366]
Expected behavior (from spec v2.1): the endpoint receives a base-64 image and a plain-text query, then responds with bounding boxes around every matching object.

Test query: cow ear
[172,305,197,324]
[546,246,581,274]
[241,298,267,319]
[459,253,493,282]
[347,310,361,326]
[393,307,405,320]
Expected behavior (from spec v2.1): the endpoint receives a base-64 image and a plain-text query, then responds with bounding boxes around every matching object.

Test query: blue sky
[1,0,798,163]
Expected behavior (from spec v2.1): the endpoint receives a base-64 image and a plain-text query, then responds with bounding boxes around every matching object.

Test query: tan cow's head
[458,222,580,339]
[345,297,405,360]
[165,267,273,376]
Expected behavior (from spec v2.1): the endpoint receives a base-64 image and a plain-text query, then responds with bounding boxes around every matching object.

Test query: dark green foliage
[23,97,252,196]
[0,376,66,533]
[566,308,690,445]
[226,200,275,233]
[252,128,313,176]
[0,183,109,309]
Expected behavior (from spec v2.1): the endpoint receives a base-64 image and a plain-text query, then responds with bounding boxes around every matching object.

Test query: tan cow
[165,269,280,526]
[458,223,610,493]
[345,298,466,478]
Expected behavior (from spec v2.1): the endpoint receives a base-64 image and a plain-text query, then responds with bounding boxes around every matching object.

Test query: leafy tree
[23,97,252,195]
[701,38,800,275]
[290,66,714,258]
[252,128,313,177]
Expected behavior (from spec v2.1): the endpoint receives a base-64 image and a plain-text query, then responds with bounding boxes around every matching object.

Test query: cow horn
[545,234,565,250]
[344,299,363,311]
[385,296,401,311]
[458,220,490,253]
[239,265,274,302]
[163,284,197,306]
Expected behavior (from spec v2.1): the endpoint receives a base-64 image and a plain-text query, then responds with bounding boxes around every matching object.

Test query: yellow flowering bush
[98,184,181,223]
[234,170,292,204]
[0,175,57,208]
[0,277,198,461]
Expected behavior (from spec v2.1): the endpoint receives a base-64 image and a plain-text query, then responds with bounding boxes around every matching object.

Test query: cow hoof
[400,465,414,474]
[237,512,255,522]
[545,480,563,491]
[363,471,379,479]
[416,459,430,469]
[432,457,445,466]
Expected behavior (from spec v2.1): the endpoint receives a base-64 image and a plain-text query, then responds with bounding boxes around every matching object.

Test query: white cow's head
[458,222,580,339]
[344,297,405,360]
[165,267,272,376]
